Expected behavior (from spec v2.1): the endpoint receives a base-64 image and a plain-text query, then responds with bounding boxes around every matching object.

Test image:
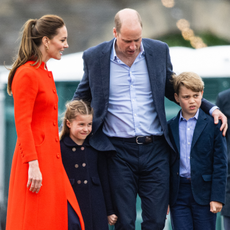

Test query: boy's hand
[210,201,223,213]
[212,109,228,136]
[108,214,118,226]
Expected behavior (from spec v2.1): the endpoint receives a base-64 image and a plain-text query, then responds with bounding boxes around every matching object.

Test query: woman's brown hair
[7,15,64,95]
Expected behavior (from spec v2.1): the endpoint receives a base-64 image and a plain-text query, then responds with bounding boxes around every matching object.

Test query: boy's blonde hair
[172,72,204,95]
[59,100,93,140]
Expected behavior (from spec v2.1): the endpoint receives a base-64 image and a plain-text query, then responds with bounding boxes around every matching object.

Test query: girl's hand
[27,160,42,193]
[166,205,170,219]
[210,201,223,213]
[108,214,118,226]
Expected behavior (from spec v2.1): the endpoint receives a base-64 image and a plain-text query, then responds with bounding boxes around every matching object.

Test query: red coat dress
[6,61,85,230]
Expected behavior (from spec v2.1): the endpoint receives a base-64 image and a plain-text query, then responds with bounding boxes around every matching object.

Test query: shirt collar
[62,135,90,147]
[111,38,145,61]
[179,108,199,121]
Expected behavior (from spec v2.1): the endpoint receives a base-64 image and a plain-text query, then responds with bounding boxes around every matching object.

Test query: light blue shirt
[102,39,163,138]
[179,109,199,178]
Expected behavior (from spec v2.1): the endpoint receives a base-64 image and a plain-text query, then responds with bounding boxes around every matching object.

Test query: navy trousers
[170,177,216,230]
[68,202,81,230]
[108,135,170,230]
[223,216,230,230]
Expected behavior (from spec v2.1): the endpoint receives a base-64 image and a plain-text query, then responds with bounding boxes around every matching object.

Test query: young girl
[60,100,118,230]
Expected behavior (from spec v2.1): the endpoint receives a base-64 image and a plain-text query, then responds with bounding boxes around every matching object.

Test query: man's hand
[212,109,228,136]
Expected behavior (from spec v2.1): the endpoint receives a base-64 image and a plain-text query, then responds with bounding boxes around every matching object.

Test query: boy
[168,72,227,230]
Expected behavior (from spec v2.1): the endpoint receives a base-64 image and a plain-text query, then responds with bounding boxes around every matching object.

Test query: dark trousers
[68,202,81,230]
[223,216,230,230]
[170,177,216,230]
[108,135,170,230]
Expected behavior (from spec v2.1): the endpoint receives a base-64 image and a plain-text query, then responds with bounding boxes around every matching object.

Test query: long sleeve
[12,67,39,163]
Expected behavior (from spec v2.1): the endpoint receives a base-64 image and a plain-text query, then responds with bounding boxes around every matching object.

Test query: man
[73,8,227,230]
[216,89,230,230]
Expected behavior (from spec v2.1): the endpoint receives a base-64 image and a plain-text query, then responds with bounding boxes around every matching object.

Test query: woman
[6,15,84,230]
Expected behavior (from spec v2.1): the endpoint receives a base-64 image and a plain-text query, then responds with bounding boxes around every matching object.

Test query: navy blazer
[216,89,230,217]
[73,38,214,155]
[168,109,227,206]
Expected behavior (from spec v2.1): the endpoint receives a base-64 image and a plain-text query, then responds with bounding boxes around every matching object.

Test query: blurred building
[0,0,230,65]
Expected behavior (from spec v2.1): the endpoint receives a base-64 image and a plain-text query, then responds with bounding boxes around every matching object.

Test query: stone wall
[0,0,229,65]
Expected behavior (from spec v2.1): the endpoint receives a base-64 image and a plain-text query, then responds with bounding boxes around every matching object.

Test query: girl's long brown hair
[59,100,94,140]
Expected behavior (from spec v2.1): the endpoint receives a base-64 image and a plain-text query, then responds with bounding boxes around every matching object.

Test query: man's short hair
[114,9,143,34]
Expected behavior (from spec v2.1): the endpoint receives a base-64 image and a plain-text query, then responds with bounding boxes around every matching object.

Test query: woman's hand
[27,160,42,193]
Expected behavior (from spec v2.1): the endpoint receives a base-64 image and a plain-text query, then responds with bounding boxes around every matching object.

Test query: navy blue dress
[60,135,111,230]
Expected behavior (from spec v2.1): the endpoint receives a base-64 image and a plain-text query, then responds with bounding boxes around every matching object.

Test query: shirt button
[72,147,76,152]
[53,121,56,126]
[75,164,79,168]
[53,89,56,93]
[54,105,57,110]
[84,180,88,184]
[81,147,84,151]
[56,153,60,159]
[82,163,86,167]
[55,137,59,142]
[77,180,81,184]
